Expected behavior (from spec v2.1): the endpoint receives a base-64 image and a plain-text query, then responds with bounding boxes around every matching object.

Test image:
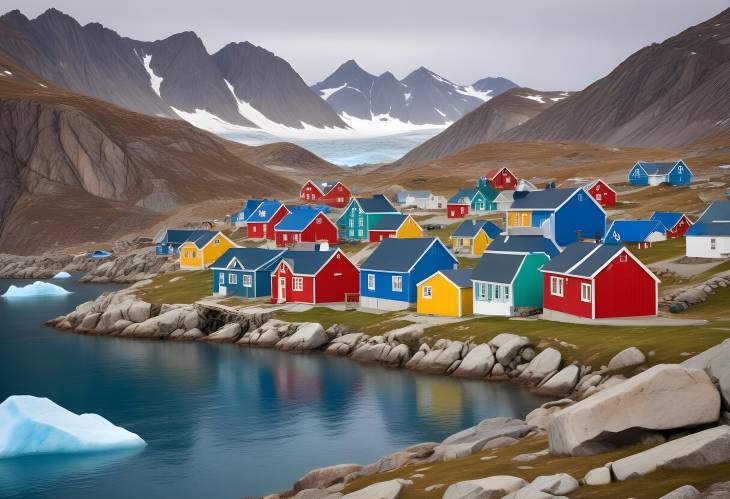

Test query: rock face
[548,364,721,455]
[443,475,527,499]
[340,478,411,499]
[453,344,495,378]
[431,418,534,461]
[682,339,730,407]
[607,347,646,373]
[534,365,580,397]
[277,323,328,351]
[519,348,562,384]
[293,464,363,492]
[611,426,730,481]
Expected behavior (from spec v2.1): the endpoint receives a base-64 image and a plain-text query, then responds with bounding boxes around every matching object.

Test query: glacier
[53,271,72,279]
[0,396,146,459]
[1,281,71,298]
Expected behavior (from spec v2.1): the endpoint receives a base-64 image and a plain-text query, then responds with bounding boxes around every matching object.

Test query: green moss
[274,308,414,335]
[634,238,686,265]
[134,270,213,304]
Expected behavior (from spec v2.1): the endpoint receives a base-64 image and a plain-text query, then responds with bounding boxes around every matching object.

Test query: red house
[274,210,339,247]
[650,212,693,239]
[299,180,351,208]
[541,242,659,320]
[246,201,290,240]
[485,167,518,190]
[271,248,359,304]
[583,179,617,207]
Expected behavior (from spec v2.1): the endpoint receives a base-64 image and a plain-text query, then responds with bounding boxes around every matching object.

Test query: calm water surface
[0,277,544,498]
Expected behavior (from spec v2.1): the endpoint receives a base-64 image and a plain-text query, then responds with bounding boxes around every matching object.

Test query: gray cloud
[4,0,728,90]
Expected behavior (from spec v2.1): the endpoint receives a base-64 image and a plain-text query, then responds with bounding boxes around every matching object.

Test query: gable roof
[279,249,343,275]
[471,252,526,284]
[541,242,659,282]
[419,268,473,288]
[452,220,486,238]
[371,214,409,232]
[486,235,560,257]
[650,212,688,231]
[243,199,264,213]
[604,220,666,244]
[448,188,480,204]
[246,200,288,223]
[634,160,687,176]
[516,179,537,192]
[582,179,616,194]
[157,229,195,245]
[509,188,578,211]
[354,194,397,213]
[180,230,225,250]
[275,209,329,232]
[361,237,455,272]
[482,221,503,239]
[485,167,514,181]
[686,201,730,236]
[210,248,286,271]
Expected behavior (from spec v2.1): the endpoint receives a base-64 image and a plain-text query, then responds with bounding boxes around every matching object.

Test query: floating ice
[53,271,72,279]
[2,281,71,298]
[0,395,146,459]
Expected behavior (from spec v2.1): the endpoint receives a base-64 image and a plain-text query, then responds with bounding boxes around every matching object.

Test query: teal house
[475,177,499,211]
[336,195,399,241]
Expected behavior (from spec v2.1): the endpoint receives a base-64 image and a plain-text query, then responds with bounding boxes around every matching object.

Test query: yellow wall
[178,242,203,269]
[508,211,532,228]
[472,231,488,256]
[396,217,423,238]
[179,233,236,269]
[417,273,471,317]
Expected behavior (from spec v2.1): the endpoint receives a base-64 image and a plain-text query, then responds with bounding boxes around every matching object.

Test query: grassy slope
[134,270,213,304]
[274,308,414,336]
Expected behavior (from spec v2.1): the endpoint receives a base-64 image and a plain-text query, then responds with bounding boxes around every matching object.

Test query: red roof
[485,167,513,180]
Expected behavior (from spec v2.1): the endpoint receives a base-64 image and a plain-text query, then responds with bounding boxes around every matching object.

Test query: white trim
[580,282,592,303]
[301,179,325,197]
[550,276,564,297]
[247,203,291,224]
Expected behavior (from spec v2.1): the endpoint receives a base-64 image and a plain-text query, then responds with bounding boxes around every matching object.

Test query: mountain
[311,60,518,125]
[501,7,730,147]
[0,9,347,132]
[0,45,311,254]
[396,88,571,165]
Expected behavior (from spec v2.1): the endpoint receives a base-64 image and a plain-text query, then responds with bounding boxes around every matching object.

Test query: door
[278,277,286,303]
[521,213,530,226]
[218,273,227,296]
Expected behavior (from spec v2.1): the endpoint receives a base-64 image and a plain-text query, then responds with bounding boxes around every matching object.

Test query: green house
[336,195,399,241]
[476,177,499,211]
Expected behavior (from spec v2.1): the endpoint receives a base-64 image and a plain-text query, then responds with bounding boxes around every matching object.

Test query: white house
[685,201,730,258]
[396,190,446,210]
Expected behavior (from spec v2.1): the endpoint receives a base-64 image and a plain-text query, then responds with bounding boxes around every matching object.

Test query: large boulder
[495,336,530,366]
[340,479,411,499]
[607,347,646,373]
[533,365,580,397]
[294,464,364,492]
[414,341,463,374]
[278,323,328,351]
[583,466,611,486]
[453,344,495,378]
[431,418,534,461]
[351,343,390,363]
[383,324,424,347]
[526,473,579,496]
[201,323,242,342]
[701,481,730,498]
[128,301,152,323]
[548,364,721,455]
[519,348,561,384]
[682,339,730,407]
[443,475,527,499]
[658,486,700,499]
[611,426,730,481]
[360,442,436,475]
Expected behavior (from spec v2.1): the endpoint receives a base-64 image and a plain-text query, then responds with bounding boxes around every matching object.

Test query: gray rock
[519,348,562,384]
[611,425,730,481]
[496,336,530,366]
[340,479,411,499]
[181,328,205,339]
[682,338,730,407]
[361,442,436,475]
[488,333,520,349]
[453,344,495,378]
[294,464,363,492]
[528,473,578,495]
[278,323,328,351]
[432,418,533,461]
[534,365,580,397]
[128,301,152,323]
[202,323,241,342]
[351,343,391,363]
[701,481,730,498]
[383,324,424,347]
[443,475,527,499]
[607,347,646,373]
[382,344,410,367]
[583,466,611,486]
[416,341,464,374]
[658,485,700,499]
[548,364,721,455]
[293,489,342,499]
[78,312,101,331]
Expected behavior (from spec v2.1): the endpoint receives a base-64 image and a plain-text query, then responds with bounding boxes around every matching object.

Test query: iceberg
[53,271,72,279]
[1,281,71,298]
[0,395,146,459]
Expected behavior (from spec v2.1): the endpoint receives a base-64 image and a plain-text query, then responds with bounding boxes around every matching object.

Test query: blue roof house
[360,237,458,311]
[210,248,286,298]
[604,220,667,249]
[155,229,196,256]
[628,160,693,187]
[232,199,264,227]
[507,188,606,248]
[686,200,730,258]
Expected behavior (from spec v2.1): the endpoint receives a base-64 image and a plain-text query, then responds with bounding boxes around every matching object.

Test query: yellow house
[507,211,533,228]
[178,230,237,270]
[417,269,473,317]
[368,214,423,242]
[449,220,501,256]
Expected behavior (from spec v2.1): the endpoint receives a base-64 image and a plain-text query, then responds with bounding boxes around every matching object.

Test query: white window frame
[243,275,252,288]
[292,277,304,292]
[422,286,432,299]
[581,282,592,303]
[550,276,564,297]
[228,273,237,285]
[367,274,375,290]
[392,275,403,292]
[595,193,602,201]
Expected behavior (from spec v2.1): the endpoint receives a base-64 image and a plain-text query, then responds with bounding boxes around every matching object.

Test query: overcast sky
[4,0,728,90]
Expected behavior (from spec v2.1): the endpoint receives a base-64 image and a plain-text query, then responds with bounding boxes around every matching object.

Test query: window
[474,282,487,301]
[219,273,225,285]
[358,229,363,237]
[292,277,304,291]
[422,286,432,299]
[506,176,512,183]
[633,169,640,177]
[349,229,354,237]
[596,194,602,201]
[367,274,375,290]
[577,193,583,201]
[283,234,288,241]
[581,283,592,302]
[359,216,364,225]
[550,276,564,297]
[392,275,403,292]
[711,238,717,250]
[349,219,354,227]
[243,275,252,287]
[619,253,628,263]
[316,217,322,224]
[214,238,220,245]
[228,273,237,285]
[678,165,684,174]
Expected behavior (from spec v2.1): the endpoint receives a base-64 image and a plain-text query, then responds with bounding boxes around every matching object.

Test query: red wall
[248,207,289,240]
[271,264,316,303]
[300,182,323,202]
[368,230,396,242]
[667,216,691,239]
[270,252,359,304]
[587,181,616,207]
[490,168,518,190]
[448,204,469,219]
[542,272,593,319]
[322,183,352,208]
[275,214,338,247]
[594,254,656,318]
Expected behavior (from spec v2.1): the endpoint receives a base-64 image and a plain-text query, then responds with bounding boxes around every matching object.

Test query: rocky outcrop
[430,418,535,462]
[548,364,721,455]
[293,464,364,492]
[682,338,730,408]
[340,479,411,499]
[443,475,527,499]
[662,272,730,313]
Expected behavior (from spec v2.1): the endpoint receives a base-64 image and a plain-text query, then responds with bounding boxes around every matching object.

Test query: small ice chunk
[0,395,146,458]
[2,281,71,297]
[53,271,72,279]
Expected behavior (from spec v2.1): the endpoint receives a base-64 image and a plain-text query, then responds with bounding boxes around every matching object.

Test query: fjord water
[0,278,544,498]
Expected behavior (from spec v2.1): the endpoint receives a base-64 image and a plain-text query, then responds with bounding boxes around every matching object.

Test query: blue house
[155,229,196,256]
[507,188,606,248]
[628,160,693,187]
[360,237,458,310]
[604,220,667,249]
[231,199,264,227]
[210,248,286,297]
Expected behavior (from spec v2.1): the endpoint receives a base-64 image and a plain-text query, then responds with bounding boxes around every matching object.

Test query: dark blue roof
[486,235,560,257]
[541,242,628,278]
[210,248,285,270]
[246,201,287,223]
[361,237,455,272]
[184,230,220,249]
[636,161,680,175]
[604,220,666,244]
[371,214,408,231]
[355,194,397,213]
[439,269,473,288]
[509,188,577,210]
[448,188,479,204]
[471,253,526,284]
[650,212,685,230]
[158,229,195,245]
[452,220,486,238]
[280,249,338,275]
[686,201,730,236]
[482,221,502,239]
[275,210,326,231]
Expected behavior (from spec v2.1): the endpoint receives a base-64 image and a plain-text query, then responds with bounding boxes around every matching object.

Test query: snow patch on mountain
[522,94,546,104]
[141,55,163,98]
[317,83,347,100]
